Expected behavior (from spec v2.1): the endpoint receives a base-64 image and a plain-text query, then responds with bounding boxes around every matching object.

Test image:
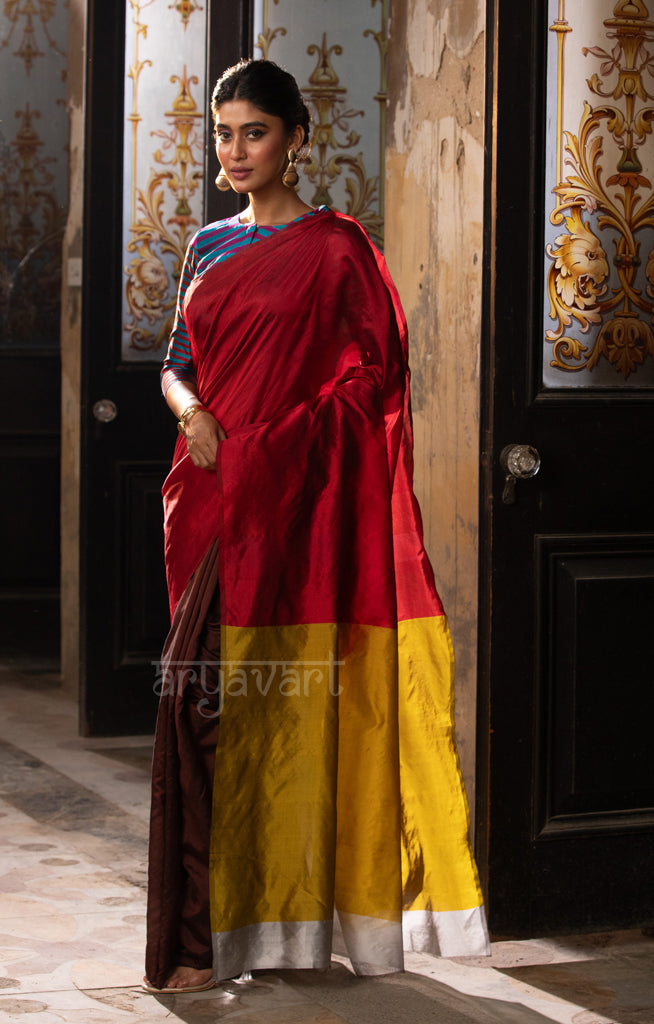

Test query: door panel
[481,0,654,935]
[0,0,68,665]
[81,0,250,735]
[119,463,173,661]
[0,396,60,660]
[540,539,654,832]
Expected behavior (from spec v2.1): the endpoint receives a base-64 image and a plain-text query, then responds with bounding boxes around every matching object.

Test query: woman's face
[214,99,300,195]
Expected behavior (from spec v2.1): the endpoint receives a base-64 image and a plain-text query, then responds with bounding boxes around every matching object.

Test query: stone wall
[385,0,485,802]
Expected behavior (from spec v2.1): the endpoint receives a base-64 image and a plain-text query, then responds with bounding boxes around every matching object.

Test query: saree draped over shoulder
[149,209,489,984]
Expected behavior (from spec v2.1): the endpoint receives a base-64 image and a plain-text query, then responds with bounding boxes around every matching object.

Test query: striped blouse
[161,207,327,395]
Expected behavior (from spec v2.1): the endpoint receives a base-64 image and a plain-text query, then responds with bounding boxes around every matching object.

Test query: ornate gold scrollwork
[168,0,203,29]
[0,0,66,74]
[1,105,59,255]
[124,66,203,351]
[255,0,387,246]
[256,0,286,61]
[0,104,64,342]
[123,0,204,352]
[302,34,384,245]
[545,0,654,378]
[365,0,388,232]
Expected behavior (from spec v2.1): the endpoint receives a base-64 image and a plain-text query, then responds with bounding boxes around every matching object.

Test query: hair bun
[212,59,311,147]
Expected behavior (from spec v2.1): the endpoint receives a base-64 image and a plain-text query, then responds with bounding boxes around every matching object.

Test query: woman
[144,58,488,995]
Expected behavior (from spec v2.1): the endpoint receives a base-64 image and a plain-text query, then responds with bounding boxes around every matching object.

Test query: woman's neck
[240,188,312,227]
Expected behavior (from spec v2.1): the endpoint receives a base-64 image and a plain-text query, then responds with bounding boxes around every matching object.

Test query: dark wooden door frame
[477,0,654,936]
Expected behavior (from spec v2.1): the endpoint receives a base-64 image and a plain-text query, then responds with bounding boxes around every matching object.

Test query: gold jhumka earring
[215,169,232,191]
[282,148,299,189]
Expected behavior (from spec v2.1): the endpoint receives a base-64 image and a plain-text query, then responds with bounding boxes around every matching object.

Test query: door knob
[92,399,118,423]
[500,444,540,504]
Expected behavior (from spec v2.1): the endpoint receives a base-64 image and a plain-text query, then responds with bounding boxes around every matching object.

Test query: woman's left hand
[184,410,226,470]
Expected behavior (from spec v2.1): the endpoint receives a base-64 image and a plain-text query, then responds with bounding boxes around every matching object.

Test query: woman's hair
[211,59,311,147]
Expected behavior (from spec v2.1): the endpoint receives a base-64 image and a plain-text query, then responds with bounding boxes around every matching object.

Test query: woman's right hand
[184,410,227,470]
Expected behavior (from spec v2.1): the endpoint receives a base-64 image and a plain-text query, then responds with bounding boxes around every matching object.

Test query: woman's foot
[164,966,214,990]
[142,966,214,993]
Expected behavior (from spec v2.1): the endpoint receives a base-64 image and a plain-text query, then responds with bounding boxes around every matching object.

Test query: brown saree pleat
[145,537,221,989]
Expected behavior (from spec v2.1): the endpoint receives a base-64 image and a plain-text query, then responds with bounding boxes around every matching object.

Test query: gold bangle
[177,403,205,437]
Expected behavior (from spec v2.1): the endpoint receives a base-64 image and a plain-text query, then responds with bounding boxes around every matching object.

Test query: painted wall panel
[252,0,387,246]
[543,0,654,387]
[0,0,69,347]
[121,0,208,363]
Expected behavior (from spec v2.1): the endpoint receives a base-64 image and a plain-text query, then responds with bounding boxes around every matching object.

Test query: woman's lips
[229,169,252,179]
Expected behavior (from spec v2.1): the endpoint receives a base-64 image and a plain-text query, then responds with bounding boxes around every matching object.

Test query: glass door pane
[542,0,654,389]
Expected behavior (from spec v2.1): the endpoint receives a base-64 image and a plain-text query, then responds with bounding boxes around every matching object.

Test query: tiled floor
[0,666,653,1024]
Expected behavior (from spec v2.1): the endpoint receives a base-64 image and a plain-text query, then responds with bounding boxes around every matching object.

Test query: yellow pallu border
[208,615,487,976]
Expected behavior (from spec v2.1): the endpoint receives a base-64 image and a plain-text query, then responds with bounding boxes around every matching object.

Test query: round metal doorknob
[92,399,118,423]
[500,444,541,479]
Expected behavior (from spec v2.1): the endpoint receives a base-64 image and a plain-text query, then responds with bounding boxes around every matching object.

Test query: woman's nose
[232,136,247,160]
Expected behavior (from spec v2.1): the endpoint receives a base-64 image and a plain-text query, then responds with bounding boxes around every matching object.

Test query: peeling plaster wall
[60,0,86,694]
[386,0,485,803]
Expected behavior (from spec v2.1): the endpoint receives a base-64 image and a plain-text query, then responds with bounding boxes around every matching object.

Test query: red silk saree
[150,209,488,984]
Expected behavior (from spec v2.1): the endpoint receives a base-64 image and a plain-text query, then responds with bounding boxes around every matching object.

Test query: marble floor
[0,665,653,1024]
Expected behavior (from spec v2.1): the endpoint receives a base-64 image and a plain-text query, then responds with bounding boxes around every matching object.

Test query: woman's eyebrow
[215,121,269,130]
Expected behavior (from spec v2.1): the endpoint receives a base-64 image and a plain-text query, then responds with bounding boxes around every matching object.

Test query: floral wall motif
[543,0,654,387]
[0,0,69,347]
[252,0,388,247]
[121,0,207,361]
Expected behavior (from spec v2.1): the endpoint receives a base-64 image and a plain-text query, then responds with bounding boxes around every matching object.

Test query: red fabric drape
[162,210,443,628]
[151,210,488,986]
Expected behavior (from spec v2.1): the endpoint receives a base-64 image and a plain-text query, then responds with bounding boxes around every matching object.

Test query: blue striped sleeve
[160,239,199,394]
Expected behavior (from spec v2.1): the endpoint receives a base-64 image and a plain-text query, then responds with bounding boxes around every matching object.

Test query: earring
[215,169,232,192]
[282,148,299,189]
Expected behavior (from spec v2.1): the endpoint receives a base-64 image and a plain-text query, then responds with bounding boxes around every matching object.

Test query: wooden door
[0,4,69,666]
[480,0,654,935]
[81,0,250,735]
